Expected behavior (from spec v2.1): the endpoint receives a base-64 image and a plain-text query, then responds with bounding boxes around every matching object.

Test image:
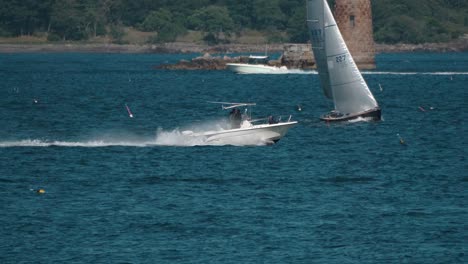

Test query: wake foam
[282,69,317,75]
[153,128,208,146]
[0,136,209,148]
[0,120,269,147]
[240,70,468,75]
[0,139,152,148]
[346,116,373,123]
[238,69,316,75]
[362,71,468,75]
[153,128,269,146]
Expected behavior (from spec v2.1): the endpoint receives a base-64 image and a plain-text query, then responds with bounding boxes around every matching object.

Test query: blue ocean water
[0,52,467,263]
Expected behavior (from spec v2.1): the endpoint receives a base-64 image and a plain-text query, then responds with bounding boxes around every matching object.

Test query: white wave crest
[153,128,208,146]
[153,128,269,146]
[1,124,269,148]
[346,116,374,123]
[239,70,467,75]
[239,69,317,75]
[0,139,152,148]
[362,71,468,75]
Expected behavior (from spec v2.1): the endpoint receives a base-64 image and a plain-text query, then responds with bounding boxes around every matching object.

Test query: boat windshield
[248,56,269,65]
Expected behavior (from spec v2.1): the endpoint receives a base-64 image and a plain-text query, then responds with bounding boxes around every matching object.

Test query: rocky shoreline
[2,40,466,71]
[0,39,467,54]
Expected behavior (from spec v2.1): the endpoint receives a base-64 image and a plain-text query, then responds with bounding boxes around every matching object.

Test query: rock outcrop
[279,44,315,69]
[155,46,317,71]
[155,53,240,70]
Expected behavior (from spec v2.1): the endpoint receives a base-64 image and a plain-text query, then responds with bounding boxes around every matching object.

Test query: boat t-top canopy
[207,101,256,110]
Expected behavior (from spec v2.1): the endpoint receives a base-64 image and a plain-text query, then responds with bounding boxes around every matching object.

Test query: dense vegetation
[0,0,466,44]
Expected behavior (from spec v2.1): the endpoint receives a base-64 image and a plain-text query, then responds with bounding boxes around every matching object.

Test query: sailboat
[306,0,381,122]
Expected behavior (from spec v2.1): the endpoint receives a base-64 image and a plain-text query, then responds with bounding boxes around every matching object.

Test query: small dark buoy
[397,133,406,145]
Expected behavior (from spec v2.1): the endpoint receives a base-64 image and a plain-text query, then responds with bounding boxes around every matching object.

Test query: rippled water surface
[0,52,467,263]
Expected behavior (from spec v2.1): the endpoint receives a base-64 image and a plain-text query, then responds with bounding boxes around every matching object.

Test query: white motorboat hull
[226,63,288,74]
[188,121,297,145]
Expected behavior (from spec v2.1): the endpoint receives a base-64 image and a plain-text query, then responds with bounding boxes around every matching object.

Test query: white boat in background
[306,0,381,122]
[226,55,288,74]
[182,102,297,145]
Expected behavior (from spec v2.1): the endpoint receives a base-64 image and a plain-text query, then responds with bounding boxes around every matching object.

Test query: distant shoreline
[0,39,467,54]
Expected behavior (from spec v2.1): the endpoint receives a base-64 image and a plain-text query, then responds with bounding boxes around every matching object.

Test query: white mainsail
[306,0,378,115]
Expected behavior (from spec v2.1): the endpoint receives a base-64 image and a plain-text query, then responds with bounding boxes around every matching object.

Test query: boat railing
[249,117,269,124]
[248,115,294,124]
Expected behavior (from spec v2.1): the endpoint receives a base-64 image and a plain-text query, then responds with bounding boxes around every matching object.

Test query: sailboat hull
[320,107,381,122]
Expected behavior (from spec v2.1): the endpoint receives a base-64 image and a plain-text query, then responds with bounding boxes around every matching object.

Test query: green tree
[111,0,161,26]
[83,0,107,37]
[140,9,172,32]
[49,0,87,40]
[225,0,254,30]
[253,0,287,30]
[286,6,307,43]
[187,6,234,44]
[0,0,53,36]
[0,0,466,44]
[110,23,126,44]
[141,8,186,43]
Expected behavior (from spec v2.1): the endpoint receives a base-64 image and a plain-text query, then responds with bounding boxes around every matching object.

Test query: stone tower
[334,0,375,69]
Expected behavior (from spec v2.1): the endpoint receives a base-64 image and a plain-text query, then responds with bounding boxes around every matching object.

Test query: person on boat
[229,108,242,128]
[268,115,278,124]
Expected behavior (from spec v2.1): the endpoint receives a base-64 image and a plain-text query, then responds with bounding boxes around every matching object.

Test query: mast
[307,0,333,100]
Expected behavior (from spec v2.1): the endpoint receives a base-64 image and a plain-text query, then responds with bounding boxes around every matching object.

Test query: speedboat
[182,102,297,145]
[226,56,288,74]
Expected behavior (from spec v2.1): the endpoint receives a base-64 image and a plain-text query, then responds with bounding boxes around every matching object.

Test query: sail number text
[336,55,346,63]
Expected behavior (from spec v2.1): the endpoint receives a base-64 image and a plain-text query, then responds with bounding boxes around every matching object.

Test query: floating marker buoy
[125,104,134,118]
[33,99,38,103]
[418,106,426,112]
[296,104,302,111]
[37,189,45,194]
